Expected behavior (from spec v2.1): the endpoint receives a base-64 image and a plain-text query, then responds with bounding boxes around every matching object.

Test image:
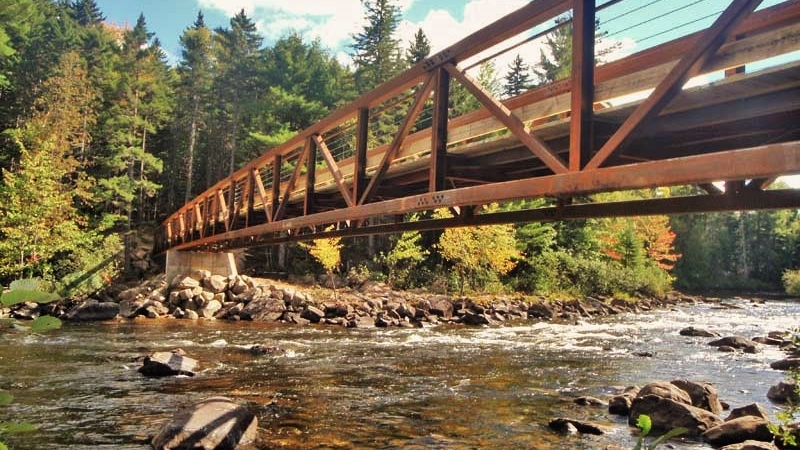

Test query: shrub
[783,269,800,296]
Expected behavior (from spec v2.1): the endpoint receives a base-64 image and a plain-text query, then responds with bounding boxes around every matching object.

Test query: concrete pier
[165,250,238,282]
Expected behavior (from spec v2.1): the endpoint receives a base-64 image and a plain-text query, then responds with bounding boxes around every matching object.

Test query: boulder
[203,275,228,294]
[767,381,799,403]
[702,416,773,447]
[199,300,222,319]
[629,395,723,436]
[173,276,200,290]
[726,403,769,421]
[609,386,640,416]
[427,295,453,319]
[719,441,778,450]
[770,358,800,371]
[548,418,605,435]
[66,300,119,321]
[138,351,198,377]
[680,326,720,337]
[708,336,757,352]
[527,301,555,319]
[300,305,325,323]
[11,301,40,320]
[670,379,723,414]
[574,396,605,407]
[240,296,286,321]
[752,336,783,346]
[637,381,693,406]
[151,397,257,450]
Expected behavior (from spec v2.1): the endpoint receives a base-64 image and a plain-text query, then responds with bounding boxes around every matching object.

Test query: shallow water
[0,297,797,449]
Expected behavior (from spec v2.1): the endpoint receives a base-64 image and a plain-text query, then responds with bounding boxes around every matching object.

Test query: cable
[606,0,711,39]
[637,9,721,44]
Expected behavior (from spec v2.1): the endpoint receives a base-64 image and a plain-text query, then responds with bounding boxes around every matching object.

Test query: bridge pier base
[165,250,238,282]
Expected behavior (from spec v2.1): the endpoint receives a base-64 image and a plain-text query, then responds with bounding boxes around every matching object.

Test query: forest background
[0,0,798,299]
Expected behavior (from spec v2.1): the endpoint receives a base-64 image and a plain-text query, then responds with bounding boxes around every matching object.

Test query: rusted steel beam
[430,67,450,193]
[166,141,800,251]
[360,74,436,205]
[569,0,595,171]
[305,137,317,216]
[270,155,281,222]
[313,134,355,207]
[353,108,369,204]
[253,168,272,221]
[444,63,568,174]
[586,0,763,169]
[275,140,310,221]
[216,189,228,232]
[177,189,800,250]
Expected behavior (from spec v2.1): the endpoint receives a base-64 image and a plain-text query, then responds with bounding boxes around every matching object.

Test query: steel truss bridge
[155,0,800,254]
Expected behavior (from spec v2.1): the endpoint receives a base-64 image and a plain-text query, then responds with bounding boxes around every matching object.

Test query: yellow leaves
[300,226,342,275]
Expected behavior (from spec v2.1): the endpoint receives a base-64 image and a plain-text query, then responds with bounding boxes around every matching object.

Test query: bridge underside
[156,0,800,253]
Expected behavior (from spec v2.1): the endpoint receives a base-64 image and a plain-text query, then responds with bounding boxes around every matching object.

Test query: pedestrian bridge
[155,0,800,254]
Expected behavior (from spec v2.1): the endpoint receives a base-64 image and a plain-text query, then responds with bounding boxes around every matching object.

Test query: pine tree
[213,9,263,178]
[406,28,430,64]
[504,54,532,98]
[350,0,403,93]
[70,0,105,26]
[176,11,214,203]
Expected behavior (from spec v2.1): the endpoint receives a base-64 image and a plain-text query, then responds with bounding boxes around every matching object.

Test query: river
[0,297,797,450]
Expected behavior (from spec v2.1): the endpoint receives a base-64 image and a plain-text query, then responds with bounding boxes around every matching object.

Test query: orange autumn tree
[594,190,681,271]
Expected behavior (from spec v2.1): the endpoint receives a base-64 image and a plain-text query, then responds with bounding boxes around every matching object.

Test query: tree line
[0,0,797,297]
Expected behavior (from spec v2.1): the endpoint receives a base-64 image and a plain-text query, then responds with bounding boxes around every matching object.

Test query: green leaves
[30,316,62,333]
[633,414,687,450]
[0,290,59,306]
[636,414,652,436]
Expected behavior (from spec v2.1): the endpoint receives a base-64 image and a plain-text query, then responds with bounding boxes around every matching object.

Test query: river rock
[720,441,779,450]
[752,336,783,346]
[767,381,799,403]
[702,416,773,447]
[574,396,605,407]
[629,395,723,436]
[199,300,222,319]
[708,336,758,353]
[138,350,198,377]
[203,275,228,294]
[300,305,325,323]
[11,301,40,320]
[173,275,200,290]
[638,381,693,406]
[66,300,119,321]
[427,295,454,318]
[680,327,720,337]
[770,358,800,371]
[527,300,555,319]
[609,386,639,415]
[548,417,605,435]
[240,296,285,321]
[671,379,723,414]
[151,397,257,450]
[726,403,769,421]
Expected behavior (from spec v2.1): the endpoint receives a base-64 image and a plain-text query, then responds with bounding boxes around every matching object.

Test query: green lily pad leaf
[0,422,37,433]
[0,290,59,306]
[30,316,62,333]
[0,392,12,406]
[0,441,8,450]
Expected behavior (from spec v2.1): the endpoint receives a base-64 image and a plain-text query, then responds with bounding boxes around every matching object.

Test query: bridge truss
[155,0,800,253]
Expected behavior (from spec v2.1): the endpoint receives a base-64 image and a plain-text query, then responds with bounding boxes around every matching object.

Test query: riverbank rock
[151,397,257,450]
[138,350,198,377]
[628,395,723,436]
[66,299,119,321]
[671,379,723,414]
[726,403,769,421]
[720,441,779,450]
[609,386,640,416]
[770,358,800,371]
[702,416,773,447]
[638,381,693,406]
[767,381,800,403]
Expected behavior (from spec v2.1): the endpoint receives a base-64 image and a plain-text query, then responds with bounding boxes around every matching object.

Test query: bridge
[154,0,800,255]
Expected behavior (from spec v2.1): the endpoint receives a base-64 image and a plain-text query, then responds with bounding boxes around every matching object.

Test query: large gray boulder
[151,397,257,450]
[241,296,286,321]
[670,379,723,414]
[629,395,723,436]
[638,381,693,406]
[702,416,773,447]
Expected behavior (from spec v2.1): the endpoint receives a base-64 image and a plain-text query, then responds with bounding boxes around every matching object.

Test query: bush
[784,269,800,296]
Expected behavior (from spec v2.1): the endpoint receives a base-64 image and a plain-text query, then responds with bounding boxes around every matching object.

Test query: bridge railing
[156,0,800,253]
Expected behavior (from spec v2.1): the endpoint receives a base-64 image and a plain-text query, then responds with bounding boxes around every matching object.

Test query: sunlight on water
[0,298,798,449]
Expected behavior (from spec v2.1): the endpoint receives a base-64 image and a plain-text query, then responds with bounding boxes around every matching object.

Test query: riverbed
[0,297,797,449]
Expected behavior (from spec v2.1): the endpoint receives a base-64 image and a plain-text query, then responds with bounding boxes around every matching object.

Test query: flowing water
[1,297,798,450]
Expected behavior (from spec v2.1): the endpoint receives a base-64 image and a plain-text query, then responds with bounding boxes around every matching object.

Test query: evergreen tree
[503,54,532,98]
[0,0,39,89]
[406,28,430,64]
[176,11,214,203]
[451,61,502,116]
[350,0,403,93]
[70,0,105,26]
[213,9,263,178]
